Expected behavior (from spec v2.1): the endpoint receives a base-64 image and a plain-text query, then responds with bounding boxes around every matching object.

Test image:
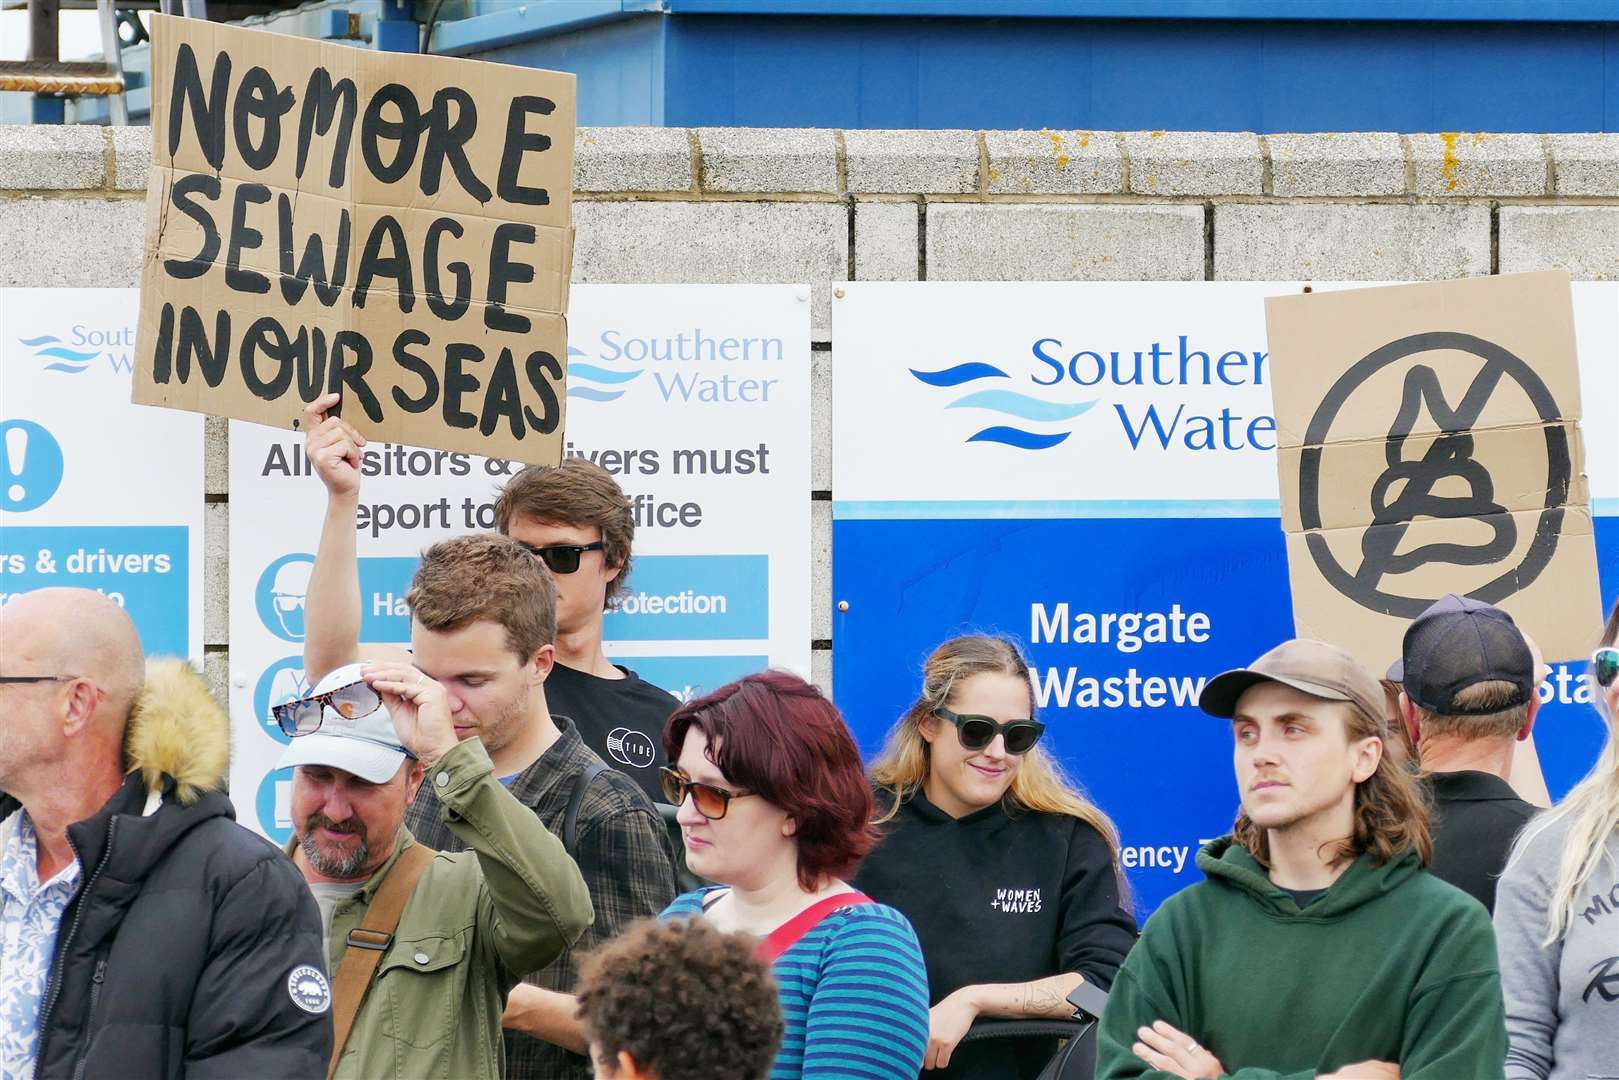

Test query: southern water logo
[910,362,1096,450]
[19,334,101,374]
[18,326,136,375]
[567,345,644,403]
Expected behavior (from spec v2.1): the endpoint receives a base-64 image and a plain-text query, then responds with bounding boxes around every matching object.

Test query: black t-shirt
[1426,769,1537,913]
[1281,886,1328,909]
[854,789,1139,1080]
[544,661,680,807]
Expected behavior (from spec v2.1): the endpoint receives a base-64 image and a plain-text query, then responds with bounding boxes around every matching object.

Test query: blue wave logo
[909,364,1093,450]
[566,345,644,403]
[19,335,98,374]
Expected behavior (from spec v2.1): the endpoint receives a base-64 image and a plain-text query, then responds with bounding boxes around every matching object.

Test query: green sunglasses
[933,706,1046,755]
[1593,647,1619,689]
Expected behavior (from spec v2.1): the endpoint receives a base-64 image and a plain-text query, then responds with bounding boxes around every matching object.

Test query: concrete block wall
[4,124,1617,699]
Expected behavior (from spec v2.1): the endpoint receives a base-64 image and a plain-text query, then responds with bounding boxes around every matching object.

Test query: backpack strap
[563,761,609,856]
[755,891,873,964]
[326,842,436,1080]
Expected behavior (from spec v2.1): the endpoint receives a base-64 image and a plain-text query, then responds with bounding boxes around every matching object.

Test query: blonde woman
[854,635,1138,1080]
[1494,598,1619,1080]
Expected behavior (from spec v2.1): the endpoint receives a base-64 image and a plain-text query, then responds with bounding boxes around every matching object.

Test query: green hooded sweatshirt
[1096,837,1507,1080]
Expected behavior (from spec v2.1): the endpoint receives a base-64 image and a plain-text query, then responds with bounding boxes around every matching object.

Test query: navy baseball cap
[1392,594,1533,715]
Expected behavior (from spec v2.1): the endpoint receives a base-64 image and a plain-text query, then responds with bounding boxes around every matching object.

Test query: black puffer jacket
[0,661,332,1079]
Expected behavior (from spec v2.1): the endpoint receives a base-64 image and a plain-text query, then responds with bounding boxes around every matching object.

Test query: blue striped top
[662,887,931,1080]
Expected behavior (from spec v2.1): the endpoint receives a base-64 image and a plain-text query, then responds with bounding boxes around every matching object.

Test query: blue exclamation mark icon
[0,419,65,512]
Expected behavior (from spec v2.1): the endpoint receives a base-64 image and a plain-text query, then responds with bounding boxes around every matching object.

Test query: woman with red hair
[658,671,929,1079]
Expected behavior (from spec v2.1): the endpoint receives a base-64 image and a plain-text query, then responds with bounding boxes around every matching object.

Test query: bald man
[0,588,331,1080]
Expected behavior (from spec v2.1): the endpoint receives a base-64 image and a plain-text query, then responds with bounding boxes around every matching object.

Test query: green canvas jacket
[306,739,594,1080]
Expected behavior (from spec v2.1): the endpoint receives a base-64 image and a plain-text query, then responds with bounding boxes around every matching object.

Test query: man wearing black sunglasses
[300,395,680,811]
[492,462,682,811]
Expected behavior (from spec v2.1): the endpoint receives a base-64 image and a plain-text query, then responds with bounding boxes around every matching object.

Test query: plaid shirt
[404,715,677,1080]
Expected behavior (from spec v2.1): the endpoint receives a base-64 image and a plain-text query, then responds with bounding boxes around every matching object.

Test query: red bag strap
[755,891,873,963]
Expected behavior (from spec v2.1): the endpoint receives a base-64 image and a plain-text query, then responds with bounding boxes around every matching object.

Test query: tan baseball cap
[1198,639,1386,724]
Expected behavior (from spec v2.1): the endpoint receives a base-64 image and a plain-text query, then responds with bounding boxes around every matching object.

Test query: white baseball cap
[275,663,412,784]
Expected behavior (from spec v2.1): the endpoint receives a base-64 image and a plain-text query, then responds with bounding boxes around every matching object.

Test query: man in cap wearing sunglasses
[1390,594,1540,913]
[1096,639,1507,1080]
[276,656,593,1080]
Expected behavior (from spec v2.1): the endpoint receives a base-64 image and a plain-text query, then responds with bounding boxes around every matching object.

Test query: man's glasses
[0,675,76,684]
[518,540,605,575]
[271,679,383,737]
[934,706,1046,755]
[1593,647,1619,689]
[660,766,757,820]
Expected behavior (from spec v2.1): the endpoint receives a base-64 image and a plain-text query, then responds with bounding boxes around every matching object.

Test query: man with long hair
[1096,639,1507,1080]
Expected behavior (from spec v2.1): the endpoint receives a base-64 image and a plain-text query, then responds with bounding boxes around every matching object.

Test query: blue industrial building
[38,0,1619,131]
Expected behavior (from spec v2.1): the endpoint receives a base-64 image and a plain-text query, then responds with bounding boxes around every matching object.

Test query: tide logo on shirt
[990,888,1043,914]
[607,727,657,768]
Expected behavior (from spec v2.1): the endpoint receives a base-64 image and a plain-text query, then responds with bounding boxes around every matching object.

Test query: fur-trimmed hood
[124,659,230,806]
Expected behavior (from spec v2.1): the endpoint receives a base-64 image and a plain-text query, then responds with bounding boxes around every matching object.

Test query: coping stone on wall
[843,129,979,195]
[1407,133,1547,197]
[0,124,105,190]
[1266,132,1405,197]
[983,129,1124,195]
[699,127,839,194]
[574,126,694,193]
[1546,133,1619,197]
[1124,131,1263,196]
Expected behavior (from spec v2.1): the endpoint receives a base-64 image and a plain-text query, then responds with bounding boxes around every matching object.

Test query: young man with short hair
[1392,594,1539,912]
[494,461,680,806]
[1096,639,1508,1080]
[298,398,677,1080]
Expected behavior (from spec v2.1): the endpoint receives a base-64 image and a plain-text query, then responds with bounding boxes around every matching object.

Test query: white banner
[228,284,812,842]
[1,288,204,661]
[834,281,1617,509]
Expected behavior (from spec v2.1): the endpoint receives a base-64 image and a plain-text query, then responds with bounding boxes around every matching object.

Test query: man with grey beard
[277,660,593,1078]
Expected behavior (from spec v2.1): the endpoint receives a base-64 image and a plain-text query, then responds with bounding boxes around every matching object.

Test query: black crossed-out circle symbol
[1297,331,1571,619]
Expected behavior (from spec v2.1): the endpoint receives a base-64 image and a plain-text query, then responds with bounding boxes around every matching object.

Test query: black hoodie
[855,788,1138,1080]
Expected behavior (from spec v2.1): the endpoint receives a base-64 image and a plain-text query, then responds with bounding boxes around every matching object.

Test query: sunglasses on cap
[933,706,1046,755]
[271,679,383,737]
[659,766,757,820]
[1594,647,1619,689]
[518,540,605,575]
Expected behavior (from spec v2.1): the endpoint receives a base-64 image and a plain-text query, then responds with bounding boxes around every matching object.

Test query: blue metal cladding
[477,16,667,125]
[456,10,1618,132]
[654,16,1618,132]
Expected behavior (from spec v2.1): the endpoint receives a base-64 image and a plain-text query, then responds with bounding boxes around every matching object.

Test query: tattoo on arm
[1023,982,1065,1017]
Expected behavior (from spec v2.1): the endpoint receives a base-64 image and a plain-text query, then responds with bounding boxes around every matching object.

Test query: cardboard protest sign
[1265,271,1601,669]
[132,15,575,464]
